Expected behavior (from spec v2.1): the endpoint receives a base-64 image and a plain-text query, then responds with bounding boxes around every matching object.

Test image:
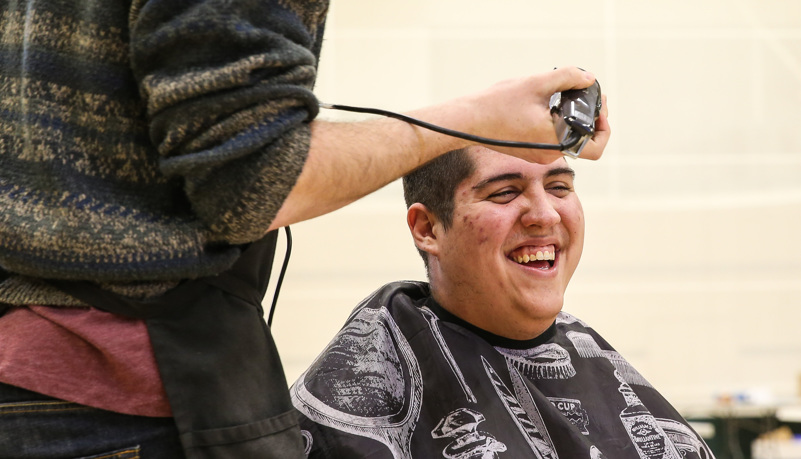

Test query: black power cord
[267,226,292,327]
[319,102,582,151]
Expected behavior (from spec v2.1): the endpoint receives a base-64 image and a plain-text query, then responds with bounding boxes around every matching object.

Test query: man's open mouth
[508,246,556,270]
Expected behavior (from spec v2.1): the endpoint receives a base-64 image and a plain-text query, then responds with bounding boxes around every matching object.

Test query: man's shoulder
[290,280,430,436]
[357,280,431,307]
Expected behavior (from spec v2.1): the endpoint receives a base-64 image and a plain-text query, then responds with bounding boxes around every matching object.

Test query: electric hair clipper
[549,79,602,157]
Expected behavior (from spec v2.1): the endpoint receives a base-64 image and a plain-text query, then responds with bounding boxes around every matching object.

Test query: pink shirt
[0,306,171,417]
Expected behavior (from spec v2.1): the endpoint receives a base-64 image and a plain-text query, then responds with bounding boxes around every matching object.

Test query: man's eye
[548,185,573,196]
[488,190,519,202]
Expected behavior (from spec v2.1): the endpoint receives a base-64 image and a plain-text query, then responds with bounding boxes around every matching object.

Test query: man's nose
[520,191,560,228]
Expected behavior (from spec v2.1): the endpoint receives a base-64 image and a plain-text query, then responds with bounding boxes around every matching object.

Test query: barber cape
[291,281,715,459]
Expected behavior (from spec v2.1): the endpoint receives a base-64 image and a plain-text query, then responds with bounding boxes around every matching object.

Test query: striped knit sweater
[0,0,328,305]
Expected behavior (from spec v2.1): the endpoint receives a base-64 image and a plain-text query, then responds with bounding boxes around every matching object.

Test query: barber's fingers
[579,95,611,160]
[536,66,596,95]
[600,94,609,119]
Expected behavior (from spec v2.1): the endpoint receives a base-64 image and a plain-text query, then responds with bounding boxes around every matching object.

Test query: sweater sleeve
[129,0,327,244]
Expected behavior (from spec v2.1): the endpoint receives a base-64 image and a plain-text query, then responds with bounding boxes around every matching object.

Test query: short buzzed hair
[402,147,475,227]
[402,147,476,267]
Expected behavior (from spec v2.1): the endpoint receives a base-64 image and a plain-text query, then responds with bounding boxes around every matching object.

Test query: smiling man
[291,147,715,459]
[413,151,583,342]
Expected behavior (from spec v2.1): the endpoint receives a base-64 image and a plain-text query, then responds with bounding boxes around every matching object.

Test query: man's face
[423,147,585,339]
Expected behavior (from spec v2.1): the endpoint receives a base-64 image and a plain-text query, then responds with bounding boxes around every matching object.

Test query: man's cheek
[474,220,495,246]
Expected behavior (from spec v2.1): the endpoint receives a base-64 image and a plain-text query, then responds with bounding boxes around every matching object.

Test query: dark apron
[45,231,306,458]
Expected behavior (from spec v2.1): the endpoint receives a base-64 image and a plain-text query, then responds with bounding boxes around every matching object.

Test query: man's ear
[407,203,441,256]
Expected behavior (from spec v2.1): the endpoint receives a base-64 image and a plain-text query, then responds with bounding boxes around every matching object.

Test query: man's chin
[519,296,564,322]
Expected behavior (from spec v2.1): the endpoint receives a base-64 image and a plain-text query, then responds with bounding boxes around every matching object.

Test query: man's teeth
[514,251,555,264]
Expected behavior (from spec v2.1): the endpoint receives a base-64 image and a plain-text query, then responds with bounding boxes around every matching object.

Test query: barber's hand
[463,66,610,162]
[583,93,610,160]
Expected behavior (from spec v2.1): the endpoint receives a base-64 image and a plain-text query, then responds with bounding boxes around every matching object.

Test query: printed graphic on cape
[291,305,423,459]
[555,311,590,328]
[655,418,715,459]
[548,397,590,435]
[421,306,477,403]
[590,445,607,459]
[300,430,312,455]
[496,343,576,380]
[567,331,653,388]
[615,371,683,459]
[482,356,559,459]
[432,408,507,459]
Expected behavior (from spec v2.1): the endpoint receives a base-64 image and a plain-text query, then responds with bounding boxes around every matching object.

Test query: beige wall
[269,0,801,412]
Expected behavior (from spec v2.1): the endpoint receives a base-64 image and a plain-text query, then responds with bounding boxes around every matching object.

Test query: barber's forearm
[268,105,471,231]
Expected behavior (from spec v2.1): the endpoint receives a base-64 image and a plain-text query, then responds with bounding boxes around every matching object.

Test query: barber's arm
[130,2,609,240]
[269,66,611,230]
[130,1,324,244]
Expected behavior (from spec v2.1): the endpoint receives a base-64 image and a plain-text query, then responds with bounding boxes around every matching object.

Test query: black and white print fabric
[291,281,714,459]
